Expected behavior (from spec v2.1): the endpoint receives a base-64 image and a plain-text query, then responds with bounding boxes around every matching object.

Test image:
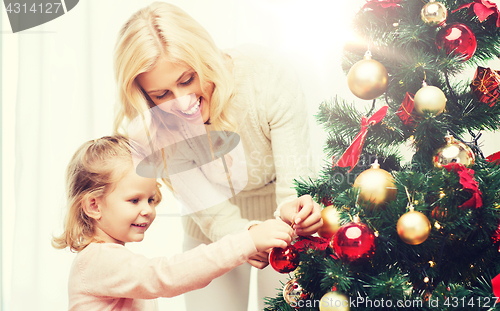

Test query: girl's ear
[82,195,103,220]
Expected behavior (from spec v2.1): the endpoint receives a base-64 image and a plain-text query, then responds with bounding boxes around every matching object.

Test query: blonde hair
[52,134,162,252]
[113,2,237,135]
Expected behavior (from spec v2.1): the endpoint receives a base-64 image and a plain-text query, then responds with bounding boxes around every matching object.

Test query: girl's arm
[71,230,257,299]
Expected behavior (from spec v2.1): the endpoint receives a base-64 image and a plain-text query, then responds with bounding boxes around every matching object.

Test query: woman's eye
[129,199,139,204]
[181,75,194,86]
[156,91,168,100]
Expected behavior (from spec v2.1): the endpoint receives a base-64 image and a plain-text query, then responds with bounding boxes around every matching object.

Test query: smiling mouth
[132,223,147,227]
[179,97,201,116]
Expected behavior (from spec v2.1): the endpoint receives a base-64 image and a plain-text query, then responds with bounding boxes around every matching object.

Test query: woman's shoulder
[225,44,286,72]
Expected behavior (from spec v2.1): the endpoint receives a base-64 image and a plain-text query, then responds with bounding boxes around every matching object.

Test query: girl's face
[137,56,214,125]
[94,168,158,245]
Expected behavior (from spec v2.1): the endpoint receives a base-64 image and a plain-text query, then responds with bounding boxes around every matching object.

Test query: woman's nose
[171,93,196,110]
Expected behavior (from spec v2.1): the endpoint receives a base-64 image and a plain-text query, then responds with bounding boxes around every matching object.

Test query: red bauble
[269,245,300,273]
[330,222,376,263]
[436,23,477,61]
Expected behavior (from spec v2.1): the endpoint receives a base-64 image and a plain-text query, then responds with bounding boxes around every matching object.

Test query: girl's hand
[280,194,323,236]
[247,251,270,269]
[248,219,293,252]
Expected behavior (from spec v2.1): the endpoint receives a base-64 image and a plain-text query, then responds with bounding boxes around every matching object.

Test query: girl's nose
[140,202,154,216]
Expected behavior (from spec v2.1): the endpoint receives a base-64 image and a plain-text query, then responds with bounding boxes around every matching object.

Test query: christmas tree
[265,0,500,310]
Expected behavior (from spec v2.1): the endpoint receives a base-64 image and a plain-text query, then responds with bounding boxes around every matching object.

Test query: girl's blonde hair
[52,134,162,252]
[113,2,237,136]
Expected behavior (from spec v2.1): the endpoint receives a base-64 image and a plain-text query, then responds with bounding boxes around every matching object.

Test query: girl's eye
[148,197,155,204]
[129,199,139,204]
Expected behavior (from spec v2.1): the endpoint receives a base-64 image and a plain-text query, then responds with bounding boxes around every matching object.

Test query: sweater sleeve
[262,52,313,208]
[73,231,257,299]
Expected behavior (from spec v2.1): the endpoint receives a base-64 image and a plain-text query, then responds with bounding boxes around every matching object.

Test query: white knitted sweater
[181,45,313,243]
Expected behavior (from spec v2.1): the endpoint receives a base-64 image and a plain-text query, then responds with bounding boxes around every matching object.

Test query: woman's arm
[262,50,322,234]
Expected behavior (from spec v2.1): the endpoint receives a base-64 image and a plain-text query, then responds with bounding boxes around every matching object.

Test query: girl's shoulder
[75,242,129,261]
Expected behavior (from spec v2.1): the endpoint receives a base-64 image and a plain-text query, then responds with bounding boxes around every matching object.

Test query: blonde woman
[113,2,322,310]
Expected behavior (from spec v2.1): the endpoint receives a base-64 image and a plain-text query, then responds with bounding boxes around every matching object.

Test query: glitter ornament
[421,0,448,26]
[269,245,300,273]
[347,50,389,100]
[433,135,475,168]
[283,278,304,307]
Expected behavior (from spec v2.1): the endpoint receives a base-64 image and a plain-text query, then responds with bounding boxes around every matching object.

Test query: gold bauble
[353,161,397,207]
[317,205,342,240]
[397,210,431,245]
[433,135,475,168]
[413,84,447,116]
[282,278,303,307]
[319,291,350,311]
[347,51,388,100]
[421,0,448,26]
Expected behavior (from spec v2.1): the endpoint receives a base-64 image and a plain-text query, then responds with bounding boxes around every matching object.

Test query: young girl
[113,3,323,309]
[52,134,294,310]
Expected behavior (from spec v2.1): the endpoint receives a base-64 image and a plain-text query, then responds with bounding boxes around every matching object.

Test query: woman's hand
[279,194,323,236]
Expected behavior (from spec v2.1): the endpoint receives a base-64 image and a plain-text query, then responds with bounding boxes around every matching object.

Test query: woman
[113,2,322,310]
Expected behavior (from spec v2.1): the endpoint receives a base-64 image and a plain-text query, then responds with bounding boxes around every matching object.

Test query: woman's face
[137,56,213,124]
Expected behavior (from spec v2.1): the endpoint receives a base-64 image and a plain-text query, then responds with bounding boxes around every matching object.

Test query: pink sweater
[68,230,257,310]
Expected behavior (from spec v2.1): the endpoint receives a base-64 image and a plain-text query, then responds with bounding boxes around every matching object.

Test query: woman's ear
[82,195,103,221]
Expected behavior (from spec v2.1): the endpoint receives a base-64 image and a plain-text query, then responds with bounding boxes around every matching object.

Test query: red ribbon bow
[333,106,389,172]
[453,0,500,27]
[492,274,500,301]
[442,163,483,209]
[363,0,402,10]
[486,151,500,164]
